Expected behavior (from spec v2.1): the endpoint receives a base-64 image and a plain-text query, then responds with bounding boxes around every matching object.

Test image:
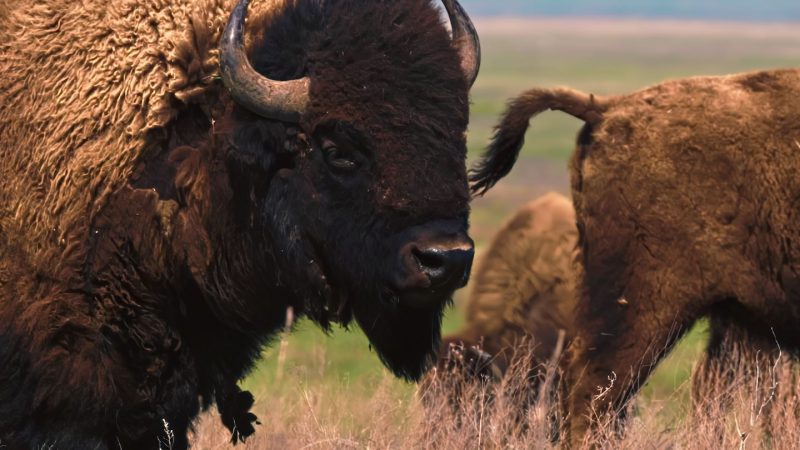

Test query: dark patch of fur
[738,70,783,93]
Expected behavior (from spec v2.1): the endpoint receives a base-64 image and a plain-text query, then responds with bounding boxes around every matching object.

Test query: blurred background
[239,0,800,438]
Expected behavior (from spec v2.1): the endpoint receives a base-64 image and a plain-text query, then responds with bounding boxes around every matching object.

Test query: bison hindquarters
[473,69,800,445]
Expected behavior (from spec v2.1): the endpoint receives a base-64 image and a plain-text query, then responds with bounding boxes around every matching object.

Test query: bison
[0,0,481,448]
[471,69,800,443]
[436,192,577,382]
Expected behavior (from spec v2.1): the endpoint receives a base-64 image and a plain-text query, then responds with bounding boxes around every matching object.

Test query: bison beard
[0,0,479,448]
[355,295,448,380]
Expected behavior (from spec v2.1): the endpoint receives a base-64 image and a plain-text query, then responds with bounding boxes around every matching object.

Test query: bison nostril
[412,246,474,289]
[413,248,445,274]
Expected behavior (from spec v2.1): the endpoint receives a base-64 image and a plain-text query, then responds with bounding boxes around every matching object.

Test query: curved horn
[219,0,310,122]
[442,0,482,88]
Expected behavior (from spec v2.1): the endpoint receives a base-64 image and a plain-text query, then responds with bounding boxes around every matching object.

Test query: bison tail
[469,87,607,196]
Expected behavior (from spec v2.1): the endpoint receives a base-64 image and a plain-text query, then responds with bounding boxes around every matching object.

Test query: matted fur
[2,0,223,262]
[0,0,473,448]
[471,69,800,444]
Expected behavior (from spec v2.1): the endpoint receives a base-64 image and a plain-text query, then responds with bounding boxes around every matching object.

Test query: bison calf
[436,192,578,382]
[471,69,800,442]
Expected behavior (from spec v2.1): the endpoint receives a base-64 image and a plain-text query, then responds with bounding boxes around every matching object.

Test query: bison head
[183,0,480,380]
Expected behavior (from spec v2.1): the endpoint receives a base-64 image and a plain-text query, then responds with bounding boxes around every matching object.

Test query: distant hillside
[459,0,800,22]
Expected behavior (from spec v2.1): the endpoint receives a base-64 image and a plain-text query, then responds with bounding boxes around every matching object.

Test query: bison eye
[322,141,359,173]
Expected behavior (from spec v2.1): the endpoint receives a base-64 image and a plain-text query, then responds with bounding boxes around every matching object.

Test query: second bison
[437,192,578,381]
[472,68,800,442]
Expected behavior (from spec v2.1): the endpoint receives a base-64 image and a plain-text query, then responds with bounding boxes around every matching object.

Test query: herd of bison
[1,0,799,448]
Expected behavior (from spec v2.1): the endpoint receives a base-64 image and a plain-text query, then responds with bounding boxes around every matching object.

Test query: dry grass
[189,341,800,450]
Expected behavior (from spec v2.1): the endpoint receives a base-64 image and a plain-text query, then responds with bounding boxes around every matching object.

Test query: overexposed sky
[459,0,800,21]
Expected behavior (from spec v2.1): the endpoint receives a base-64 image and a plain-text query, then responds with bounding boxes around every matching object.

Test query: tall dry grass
[189,342,800,450]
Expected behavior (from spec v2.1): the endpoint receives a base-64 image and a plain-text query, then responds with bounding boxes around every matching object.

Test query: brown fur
[471,68,800,444]
[1,0,224,264]
[438,192,578,377]
[0,0,475,447]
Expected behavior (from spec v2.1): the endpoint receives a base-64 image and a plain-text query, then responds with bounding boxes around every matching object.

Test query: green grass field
[241,18,800,427]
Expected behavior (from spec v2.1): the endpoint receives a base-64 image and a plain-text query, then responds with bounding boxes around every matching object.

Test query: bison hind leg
[692,308,787,419]
[563,268,701,446]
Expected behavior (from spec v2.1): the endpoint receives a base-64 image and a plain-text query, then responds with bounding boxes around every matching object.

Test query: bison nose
[412,245,474,290]
[393,233,475,308]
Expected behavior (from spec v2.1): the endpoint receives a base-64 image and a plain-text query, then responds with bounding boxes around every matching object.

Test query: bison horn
[442,0,482,88]
[219,0,310,122]
[220,0,481,122]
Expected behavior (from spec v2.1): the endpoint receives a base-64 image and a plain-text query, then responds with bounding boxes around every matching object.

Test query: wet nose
[395,235,475,295]
[412,244,474,289]
[389,219,475,308]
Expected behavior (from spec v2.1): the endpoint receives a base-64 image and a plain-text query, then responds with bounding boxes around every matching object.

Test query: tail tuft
[469,87,606,196]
